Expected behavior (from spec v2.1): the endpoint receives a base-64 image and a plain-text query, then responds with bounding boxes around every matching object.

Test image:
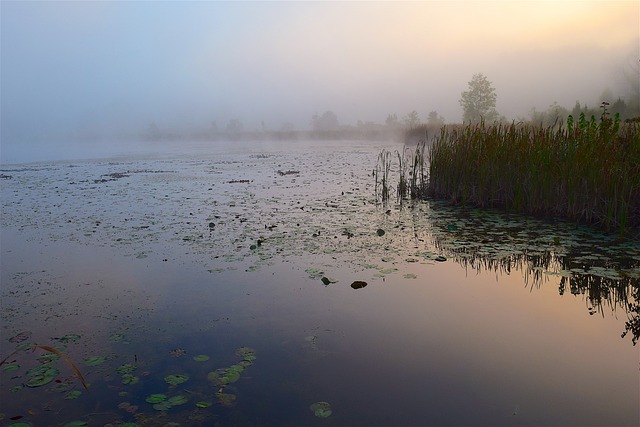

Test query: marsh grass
[375,150,392,203]
[426,112,640,235]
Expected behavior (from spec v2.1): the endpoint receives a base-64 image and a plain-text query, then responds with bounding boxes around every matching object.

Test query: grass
[425,111,640,235]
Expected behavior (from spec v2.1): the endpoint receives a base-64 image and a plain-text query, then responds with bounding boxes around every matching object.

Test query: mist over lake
[1,1,639,426]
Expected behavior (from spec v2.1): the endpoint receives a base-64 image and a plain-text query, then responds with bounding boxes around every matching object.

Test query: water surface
[1,139,638,426]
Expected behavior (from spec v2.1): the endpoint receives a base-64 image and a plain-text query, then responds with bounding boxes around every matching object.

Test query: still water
[1,139,638,426]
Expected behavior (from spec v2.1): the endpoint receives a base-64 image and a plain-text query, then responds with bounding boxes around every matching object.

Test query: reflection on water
[1,140,638,426]
[418,200,640,345]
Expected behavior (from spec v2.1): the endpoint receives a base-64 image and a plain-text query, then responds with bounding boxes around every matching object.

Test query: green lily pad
[193,354,210,362]
[121,374,139,384]
[15,342,34,352]
[228,364,245,374]
[2,362,20,372]
[58,334,81,343]
[145,394,166,404]
[25,367,59,387]
[236,346,256,361]
[216,391,236,406]
[153,401,172,411]
[37,353,60,363]
[305,268,324,279]
[164,374,189,386]
[63,421,88,427]
[310,401,332,418]
[84,356,106,366]
[8,423,31,427]
[167,395,189,406]
[116,363,137,374]
[109,333,128,343]
[64,390,82,400]
[10,385,23,392]
[196,401,212,408]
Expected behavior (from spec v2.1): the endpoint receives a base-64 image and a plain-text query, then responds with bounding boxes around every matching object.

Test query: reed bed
[427,113,640,234]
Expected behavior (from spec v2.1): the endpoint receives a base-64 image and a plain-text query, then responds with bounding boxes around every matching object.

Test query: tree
[403,110,420,129]
[225,119,243,133]
[459,73,498,123]
[426,111,445,127]
[312,111,339,131]
[385,113,399,127]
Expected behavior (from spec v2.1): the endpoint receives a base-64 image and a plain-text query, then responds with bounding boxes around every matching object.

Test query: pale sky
[1,0,638,143]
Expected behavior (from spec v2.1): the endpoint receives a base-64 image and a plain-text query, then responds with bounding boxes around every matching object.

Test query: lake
[1,139,638,426]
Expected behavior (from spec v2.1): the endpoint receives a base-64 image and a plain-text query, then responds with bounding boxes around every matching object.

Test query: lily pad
[196,401,212,408]
[351,280,368,289]
[2,362,20,373]
[116,363,137,374]
[9,331,32,343]
[153,401,172,411]
[121,374,139,384]
[84,356,106,366]
[37,353,60,363]
[58,334,81,343]
[145,394,167,404]
[164,374,189,386]
[236,346,256,361]
[109,333,128,343]
[310,401,332,418]
[64,421,88,427]
[25,367,59,387]
[216,391,236,406]
[64,390,82,400]
[193,354,210,362]
[305,268,324,279]
[167,395,189,406]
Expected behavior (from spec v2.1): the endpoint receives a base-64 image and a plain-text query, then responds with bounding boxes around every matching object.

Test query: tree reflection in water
[423,201,640,345]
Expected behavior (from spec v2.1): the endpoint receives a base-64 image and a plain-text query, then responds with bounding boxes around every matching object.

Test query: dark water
[1,140,638,426]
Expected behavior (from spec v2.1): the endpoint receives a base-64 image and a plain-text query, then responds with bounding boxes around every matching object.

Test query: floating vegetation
[58,334,81,344]
[25,365,59,387]
[109,333,129,343]
[193,354,210,362]
[164,374,189,386]
[149,394,189,411]
[8,331,32,343]
[305,268,325,279]
[64,390,82,400]
[83,355,106,366]
[427,116,640,234]
[310,401,332,418]
[169,348,187,358]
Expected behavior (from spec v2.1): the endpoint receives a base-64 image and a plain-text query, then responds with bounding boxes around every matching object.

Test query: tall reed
[427,113,640,234]
[375,149,392,203]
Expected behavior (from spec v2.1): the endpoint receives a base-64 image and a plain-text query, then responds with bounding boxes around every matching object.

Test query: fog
[1,1,638,163]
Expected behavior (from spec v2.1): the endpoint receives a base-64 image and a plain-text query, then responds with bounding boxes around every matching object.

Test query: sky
[1,0,639,147]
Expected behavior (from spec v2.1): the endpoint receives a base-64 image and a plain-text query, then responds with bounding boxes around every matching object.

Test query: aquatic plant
[0,344,89,391]
[426,112,640,235]
[375,149,392,203]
